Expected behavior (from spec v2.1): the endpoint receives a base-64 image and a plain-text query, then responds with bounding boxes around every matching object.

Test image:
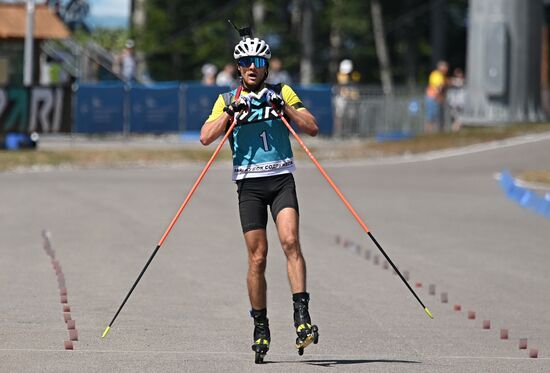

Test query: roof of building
[0,4,70,40]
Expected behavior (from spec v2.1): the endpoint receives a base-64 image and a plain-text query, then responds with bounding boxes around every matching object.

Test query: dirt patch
[517,170,550,186]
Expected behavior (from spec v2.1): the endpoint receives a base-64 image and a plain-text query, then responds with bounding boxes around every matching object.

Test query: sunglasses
[238,57,268,68]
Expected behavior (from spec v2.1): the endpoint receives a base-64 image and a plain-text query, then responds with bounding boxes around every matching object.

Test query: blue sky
[89,0,129,18]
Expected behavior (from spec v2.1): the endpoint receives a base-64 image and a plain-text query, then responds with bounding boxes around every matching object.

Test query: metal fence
[333,85,460,139]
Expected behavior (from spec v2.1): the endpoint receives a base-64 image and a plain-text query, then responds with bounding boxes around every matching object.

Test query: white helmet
[233,37,271,60]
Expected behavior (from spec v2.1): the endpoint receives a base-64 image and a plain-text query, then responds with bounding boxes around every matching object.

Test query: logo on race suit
[235,88,281,125]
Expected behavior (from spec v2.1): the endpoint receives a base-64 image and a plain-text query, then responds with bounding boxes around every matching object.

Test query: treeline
[134,0,468,84]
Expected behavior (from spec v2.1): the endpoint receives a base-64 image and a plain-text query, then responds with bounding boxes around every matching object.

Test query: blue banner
[180,84,227,133]
[71,82,334,136]
[74,83,125,133]
[294,85,333,136]
[129,83,180,133]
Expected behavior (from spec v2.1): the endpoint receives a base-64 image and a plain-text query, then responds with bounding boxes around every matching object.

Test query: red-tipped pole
[102,120,238,338]
[277,112,433,319]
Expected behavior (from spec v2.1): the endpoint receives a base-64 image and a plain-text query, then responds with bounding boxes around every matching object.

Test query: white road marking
[313,132,550,168]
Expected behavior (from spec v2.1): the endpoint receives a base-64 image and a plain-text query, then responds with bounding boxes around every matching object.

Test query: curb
[499,169,550,219]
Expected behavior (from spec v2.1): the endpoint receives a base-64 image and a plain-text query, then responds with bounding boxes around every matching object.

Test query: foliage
[137,0,468,84]
[73,28,130,53]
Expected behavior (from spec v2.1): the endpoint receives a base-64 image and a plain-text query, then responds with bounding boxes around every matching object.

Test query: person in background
[424,60,449,133]
[448,67,465,132]
[114,40,137,82]
[266,57,292,85]
[333,59,360,136]
[216,63,237,87]
[201,63,218,85]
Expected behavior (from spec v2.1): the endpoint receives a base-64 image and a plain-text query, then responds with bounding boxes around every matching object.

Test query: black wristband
[223,105,235,116]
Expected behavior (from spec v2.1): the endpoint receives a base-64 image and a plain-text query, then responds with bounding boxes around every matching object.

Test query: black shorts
[236,173,300,233]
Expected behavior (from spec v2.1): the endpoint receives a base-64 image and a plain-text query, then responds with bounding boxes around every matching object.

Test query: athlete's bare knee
[249,253,267,273]
[281,236,301,259]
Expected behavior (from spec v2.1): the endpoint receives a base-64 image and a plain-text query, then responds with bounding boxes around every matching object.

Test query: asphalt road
[1,135,549,372]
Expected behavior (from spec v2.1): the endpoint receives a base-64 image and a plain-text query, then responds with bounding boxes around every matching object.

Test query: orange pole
[277,113,433,318]
[157,121,236,247]
[279,116,370,234]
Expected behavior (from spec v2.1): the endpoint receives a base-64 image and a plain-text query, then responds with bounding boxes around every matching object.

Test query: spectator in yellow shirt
[425,60,449,133]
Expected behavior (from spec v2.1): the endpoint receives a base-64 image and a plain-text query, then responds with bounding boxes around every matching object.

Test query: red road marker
[453,304,461,311]
[482,320,491,329]
[64,341,74,350]
[500,329,508,340]
[60,295,68,304]
[63,313,71,323]
[468,311,476,320]
[429,284,436,295]
[440,292,448,303]
[67,320,76,330]
[63,305,71,313]
[519,338,528,349]
[529,348,538,358]
[69,329,78,341]
[415,282,422,288]
[60,288,67,296]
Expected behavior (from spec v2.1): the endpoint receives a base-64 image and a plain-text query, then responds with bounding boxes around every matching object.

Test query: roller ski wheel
[250,309,270,364]
[292,292,319,356]
[295,324,319,355]
[252,341,269,364]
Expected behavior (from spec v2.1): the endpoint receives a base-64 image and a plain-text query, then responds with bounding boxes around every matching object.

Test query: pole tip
[424,307,434,319]
[101,326,111,338]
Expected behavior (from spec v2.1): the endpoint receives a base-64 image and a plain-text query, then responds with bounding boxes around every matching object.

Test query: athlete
[200,36,319,363]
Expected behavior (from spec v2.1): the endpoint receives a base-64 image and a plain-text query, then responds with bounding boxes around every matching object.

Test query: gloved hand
[266,90,285,110]
[232,95,251,112]
[224,96,250,116]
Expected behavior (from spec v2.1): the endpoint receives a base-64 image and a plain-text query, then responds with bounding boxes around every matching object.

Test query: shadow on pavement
[266,359,421,367]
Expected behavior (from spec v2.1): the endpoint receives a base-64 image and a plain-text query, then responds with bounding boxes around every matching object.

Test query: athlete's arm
[283,106,319,137]
[200,114,232,146]
[200,95,231,145]
[280,85,319,136]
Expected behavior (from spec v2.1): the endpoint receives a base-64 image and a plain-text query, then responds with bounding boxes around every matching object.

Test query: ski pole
[102,120,238,338]
[277,113,433,319]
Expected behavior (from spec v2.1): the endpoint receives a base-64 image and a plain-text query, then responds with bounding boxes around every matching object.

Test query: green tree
[136,0,468,84]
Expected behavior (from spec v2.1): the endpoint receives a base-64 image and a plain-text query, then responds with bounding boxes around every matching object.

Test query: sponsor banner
[0,83,334,136]
[129,83,181,133]
[233,158,296,181]
[74,83,125,133]
[181,84,227,132]
[0,86,72,133]
[294,85,333,135]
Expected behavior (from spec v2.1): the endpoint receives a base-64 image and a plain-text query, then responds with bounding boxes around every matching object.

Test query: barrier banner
[129,83,180,133]
[294,85,333,135]
[74,83,125,133]
[181,84,227,132]
[0,86,72,133]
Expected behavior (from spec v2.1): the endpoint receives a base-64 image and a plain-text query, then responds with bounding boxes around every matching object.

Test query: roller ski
[293,292,319,356]
[250,309,270,364]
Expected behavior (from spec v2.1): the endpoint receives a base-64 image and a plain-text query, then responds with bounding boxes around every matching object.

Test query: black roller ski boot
[250,309,270,364]
[293,292,319,356]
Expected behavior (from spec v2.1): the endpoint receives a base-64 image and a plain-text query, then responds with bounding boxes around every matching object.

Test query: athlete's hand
[231,96,251,113]
[266,90,285,111]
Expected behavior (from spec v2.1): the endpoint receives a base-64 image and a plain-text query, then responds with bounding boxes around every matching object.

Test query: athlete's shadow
[303,358,421,367]
[268,358,421,367]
